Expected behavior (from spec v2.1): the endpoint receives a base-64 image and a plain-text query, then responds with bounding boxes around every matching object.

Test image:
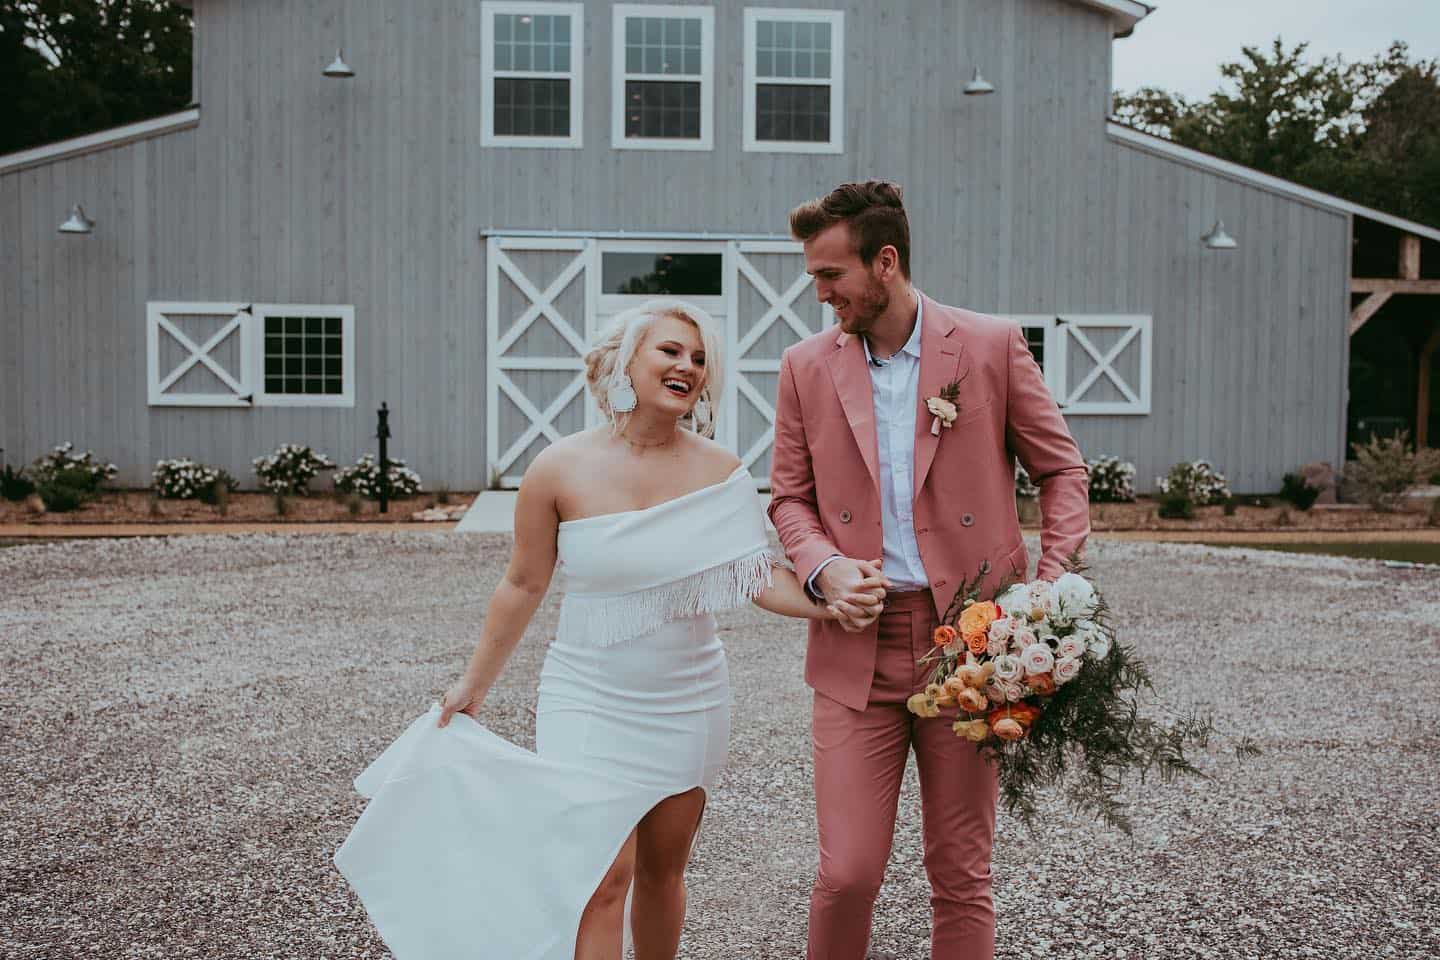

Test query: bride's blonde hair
[584,299,724,438]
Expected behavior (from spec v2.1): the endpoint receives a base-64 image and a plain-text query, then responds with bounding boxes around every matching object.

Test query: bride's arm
[438,452,562,727]
[752,563,885,621]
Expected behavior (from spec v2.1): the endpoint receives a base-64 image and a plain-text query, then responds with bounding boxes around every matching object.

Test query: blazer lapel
[826,331,881,493]
[913,297,964,499]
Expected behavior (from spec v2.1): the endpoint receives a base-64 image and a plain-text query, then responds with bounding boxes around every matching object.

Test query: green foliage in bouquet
[922,557,1256,834]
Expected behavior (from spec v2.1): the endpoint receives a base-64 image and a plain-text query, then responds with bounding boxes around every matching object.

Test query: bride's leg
[630,787,707,960]
[575,831,637,960]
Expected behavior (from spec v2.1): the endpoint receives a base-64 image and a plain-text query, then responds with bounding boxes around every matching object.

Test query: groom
[768,181,1090,959]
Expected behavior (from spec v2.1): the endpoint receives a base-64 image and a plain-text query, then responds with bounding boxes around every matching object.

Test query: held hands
[436,680,485,728]
[818,557,890,633]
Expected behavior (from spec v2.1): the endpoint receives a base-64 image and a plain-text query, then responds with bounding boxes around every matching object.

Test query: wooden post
[1419,324,1440,449]
[1400,234,1421,281]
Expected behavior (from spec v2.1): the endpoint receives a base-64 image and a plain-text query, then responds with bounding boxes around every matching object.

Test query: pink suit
[768,294,1090,959]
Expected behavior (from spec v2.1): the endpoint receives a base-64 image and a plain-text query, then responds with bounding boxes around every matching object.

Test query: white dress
[334,466,772,959]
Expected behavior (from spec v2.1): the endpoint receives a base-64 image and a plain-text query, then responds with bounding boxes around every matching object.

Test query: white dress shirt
[808,295,931,595]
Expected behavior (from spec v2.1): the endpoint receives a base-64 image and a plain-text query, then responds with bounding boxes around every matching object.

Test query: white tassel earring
[608,373,637,413]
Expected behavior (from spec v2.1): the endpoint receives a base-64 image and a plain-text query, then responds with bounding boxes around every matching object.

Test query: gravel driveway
[2,532,1437,959]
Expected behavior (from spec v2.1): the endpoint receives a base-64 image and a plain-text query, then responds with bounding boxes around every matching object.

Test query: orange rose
[1024,673,1057,696]
[991,717,1026,741]
[965,632,989,656]
[989,702,1042,729]
[932,625,958,648]
[952,719,990,743]
[942,676,968,700]
[958,601,998,638]
[956,687,989,713]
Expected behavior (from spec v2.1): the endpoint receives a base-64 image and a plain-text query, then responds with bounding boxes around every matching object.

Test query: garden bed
[0,489,477,525]
[1025,496,1439,533]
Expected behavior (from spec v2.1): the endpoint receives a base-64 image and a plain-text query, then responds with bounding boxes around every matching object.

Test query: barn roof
[168,0,1154,38]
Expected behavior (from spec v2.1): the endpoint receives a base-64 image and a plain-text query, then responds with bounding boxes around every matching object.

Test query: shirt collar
[861,293,923,366]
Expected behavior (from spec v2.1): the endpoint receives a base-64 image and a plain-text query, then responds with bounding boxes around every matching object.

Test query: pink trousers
[807,590,999,960]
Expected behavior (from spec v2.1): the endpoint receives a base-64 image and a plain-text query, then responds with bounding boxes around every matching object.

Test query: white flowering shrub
[1015,464,1039,499]
[31,442,117,488]
[252,443,335,494]
[153,458,239,501]
[334,454,422,500]
[1086,456,1136,503]
[1157,460,1230,506]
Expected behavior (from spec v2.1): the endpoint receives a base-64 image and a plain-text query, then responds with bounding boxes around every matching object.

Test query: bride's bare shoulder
[682,431,744,481]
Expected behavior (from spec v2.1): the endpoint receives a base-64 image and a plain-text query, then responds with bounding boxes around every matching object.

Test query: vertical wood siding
[0,0,1349,493]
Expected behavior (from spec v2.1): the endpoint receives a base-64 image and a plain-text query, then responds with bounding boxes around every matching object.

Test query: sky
[1112,0,1440,100]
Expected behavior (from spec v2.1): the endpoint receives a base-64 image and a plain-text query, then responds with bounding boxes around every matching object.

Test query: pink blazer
[768,294,1090,711]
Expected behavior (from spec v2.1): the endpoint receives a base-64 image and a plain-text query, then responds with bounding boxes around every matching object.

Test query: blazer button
[961,513,975,527]
[839,510,852,523]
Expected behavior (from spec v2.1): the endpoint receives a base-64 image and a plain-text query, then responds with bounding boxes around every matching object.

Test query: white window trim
[251,304,356,408]
[1000,314,1151,415]
[481,1,585,149]
[1053,314,1151,415]
[611,4,715,151]
[147,301,254,407]
[742,8,844,154]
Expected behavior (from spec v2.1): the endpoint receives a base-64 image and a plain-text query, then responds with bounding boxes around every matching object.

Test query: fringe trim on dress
[556,549,776,647]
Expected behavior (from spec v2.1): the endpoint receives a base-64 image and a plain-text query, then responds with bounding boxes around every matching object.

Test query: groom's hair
[789,180,911,278]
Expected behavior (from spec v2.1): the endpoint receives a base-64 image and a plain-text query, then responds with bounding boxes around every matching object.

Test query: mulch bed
[0,490,476,525]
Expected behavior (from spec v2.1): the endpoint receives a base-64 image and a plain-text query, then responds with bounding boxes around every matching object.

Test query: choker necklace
[621,431,676,449]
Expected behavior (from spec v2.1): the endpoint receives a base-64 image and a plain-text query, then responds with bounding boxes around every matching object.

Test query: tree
[0,0,192,154]
[1113,40,1440,228]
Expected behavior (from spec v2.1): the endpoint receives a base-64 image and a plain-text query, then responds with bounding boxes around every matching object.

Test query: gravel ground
[2,532,1437,959]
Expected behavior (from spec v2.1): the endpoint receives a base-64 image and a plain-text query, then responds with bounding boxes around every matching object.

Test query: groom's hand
[818,558,889,632]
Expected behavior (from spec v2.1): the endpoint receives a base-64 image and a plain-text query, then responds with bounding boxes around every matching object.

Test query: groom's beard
[837,279,890,336]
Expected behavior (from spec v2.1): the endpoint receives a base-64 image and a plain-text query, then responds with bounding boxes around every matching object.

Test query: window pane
[684,18,700,45]
[556,16,570,41]
[756,83,830,143]
[265,317,282,336]
[814,50,830,79]
[495,77,571,136]
[602,252,723,295]
[513,43,531,70]
[624,80,700,139]
[758,20,773,46]
[682,47,699,75]
[264,318,345,394]
[1024,327,1046,369]
[555,44,570,72]
[495,15,512,41]
[757,49,773,76]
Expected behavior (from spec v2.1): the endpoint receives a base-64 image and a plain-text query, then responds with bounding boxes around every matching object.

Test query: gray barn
[4,0,1437,494]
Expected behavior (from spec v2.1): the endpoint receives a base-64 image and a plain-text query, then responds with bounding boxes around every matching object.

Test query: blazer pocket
[950,398,993,429]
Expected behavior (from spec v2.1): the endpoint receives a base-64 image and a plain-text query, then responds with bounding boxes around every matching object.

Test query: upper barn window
[612,4,715,150]
[742,8,844,154]
[481,2,585,148]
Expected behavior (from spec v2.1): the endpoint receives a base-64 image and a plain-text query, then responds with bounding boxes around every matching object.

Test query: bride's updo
[584,298,724,439]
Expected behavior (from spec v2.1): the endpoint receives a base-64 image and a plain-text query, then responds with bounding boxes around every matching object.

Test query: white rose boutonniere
[925,373,968,436]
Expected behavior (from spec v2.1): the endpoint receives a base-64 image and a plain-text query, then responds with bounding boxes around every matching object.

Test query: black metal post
[377,401,391,514]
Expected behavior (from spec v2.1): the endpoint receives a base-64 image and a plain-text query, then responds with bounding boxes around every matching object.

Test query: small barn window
[612,5,714,150]
[482,2,584,148]
[743,9,844,154]
[254,305,356,408]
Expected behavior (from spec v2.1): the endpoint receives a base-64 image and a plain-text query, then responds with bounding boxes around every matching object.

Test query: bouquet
[907,560,1240,831]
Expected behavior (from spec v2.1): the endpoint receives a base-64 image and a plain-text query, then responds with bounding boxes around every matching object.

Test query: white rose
[1052,656,1082,684]
[988,617,1014,643]
[1000,679,1027,703]
[1087,630,1113,661]
[1056,635,1086,660]
[1052,572,1098,619]
[986,634,1009,657]
[1027,581,1056,615]
[1021,642,1055,677]
[996,583,1030,617]
[993,654,1023,682]
[1009,624,1037,651]
[985,678,1010,705]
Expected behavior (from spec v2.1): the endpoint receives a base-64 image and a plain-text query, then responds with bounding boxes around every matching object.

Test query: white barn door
[725,241,830,487]
[484,235,825,488]
[485,237,596,488]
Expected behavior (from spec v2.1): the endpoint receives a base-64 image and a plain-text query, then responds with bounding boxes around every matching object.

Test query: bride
[335,299,886,959]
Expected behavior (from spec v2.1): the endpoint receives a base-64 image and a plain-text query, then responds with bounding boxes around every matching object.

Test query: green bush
[1280,472,1320,511]
[1,463,34,501]
[1345,431,1440,512]
[36,464,101,512]
[1157,492,1194,520]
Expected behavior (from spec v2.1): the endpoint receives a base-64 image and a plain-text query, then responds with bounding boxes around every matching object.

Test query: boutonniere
[925,373,967,436]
